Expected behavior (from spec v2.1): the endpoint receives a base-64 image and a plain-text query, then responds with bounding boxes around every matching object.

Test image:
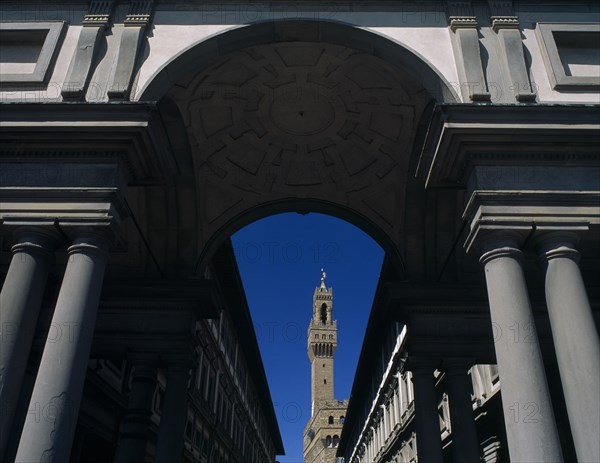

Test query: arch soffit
[146,20,456,276]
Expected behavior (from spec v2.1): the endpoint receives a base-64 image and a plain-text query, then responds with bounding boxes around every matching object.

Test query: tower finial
[320,268,327,289]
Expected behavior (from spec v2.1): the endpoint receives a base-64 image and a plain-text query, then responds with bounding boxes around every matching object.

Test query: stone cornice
[92,279,221,357]
[0,186,127,246]
[0,103,176,183]
[418,104,600,188]
[462,190,600,253]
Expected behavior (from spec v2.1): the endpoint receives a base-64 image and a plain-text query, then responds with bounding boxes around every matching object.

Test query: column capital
[161,354,194,372]
[10,226,62,257]
[67,232,111,260]
[535,231,581,263]
[408,358,439,377]
[477,231,525,265]
[128,353,159,365]
[442,358,475,376]
[480,245,523,266]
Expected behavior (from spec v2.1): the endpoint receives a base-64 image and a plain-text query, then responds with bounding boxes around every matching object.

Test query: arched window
[333,435,340,447]
[320,303,327,324]
[324,379,327,384]
[328,416,334,424]
[340,415,345,424]
[325,435,332,447]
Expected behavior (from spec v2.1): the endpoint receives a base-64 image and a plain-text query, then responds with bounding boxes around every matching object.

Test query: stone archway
[148,20,455,274]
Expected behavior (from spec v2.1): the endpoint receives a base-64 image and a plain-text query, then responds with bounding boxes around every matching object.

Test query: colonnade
[409,232,599,463]
[1,226,598,462]
[0,227,191,463]
[350,230,599,463]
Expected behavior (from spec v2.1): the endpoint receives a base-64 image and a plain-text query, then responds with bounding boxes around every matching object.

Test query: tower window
[328,416,334,424]
[320,303,327,324]
[324,379,327,384]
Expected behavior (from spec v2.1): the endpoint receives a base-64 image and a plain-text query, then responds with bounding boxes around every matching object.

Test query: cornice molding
[418,104,600,188]
[0,103,176,183]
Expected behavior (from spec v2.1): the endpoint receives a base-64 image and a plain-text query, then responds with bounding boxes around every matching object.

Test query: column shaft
[541,242,600,463]
[0,229,56,459]
[445,365,480,463]
[115,361,157,463]
[15,235,109,463]
[481,244,562,462]
[155,364,190,463]
[411,365,443,463]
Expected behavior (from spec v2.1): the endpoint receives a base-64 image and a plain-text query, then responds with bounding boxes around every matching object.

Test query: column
[410,363,443,463]
[156,363,190,463]
[398,374,406,417]
[480,238,563,462]
[393,379,400,426]
[381,404,388,441]
[444,363,480,463]
[0,228,57,458]
[15,233,109,463]
[115,358,158,463]
[539,235,600,463]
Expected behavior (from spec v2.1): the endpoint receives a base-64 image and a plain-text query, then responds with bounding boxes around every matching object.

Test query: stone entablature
[1,1,599,104]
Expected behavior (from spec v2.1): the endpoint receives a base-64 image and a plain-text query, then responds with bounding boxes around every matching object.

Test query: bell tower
[304,270,348,463]
[308,270,337,411]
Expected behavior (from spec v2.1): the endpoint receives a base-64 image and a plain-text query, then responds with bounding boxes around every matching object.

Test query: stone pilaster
[108,0,154,100]
[488,1,536,101]
[446,1,491,101]
[62,0,116,100]
[538,234,600,463]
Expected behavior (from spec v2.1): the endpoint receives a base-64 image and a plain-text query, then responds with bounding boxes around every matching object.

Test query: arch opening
[149,19,453,280]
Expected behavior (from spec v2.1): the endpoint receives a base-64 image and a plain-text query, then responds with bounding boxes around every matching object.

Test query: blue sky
[232,212,384,462]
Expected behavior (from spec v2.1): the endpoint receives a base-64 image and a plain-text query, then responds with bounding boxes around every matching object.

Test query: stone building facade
[304,273,348,463]
[0,1,599,462]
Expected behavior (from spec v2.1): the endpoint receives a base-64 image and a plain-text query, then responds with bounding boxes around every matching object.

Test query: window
[333,435,340,447]
[0,21,65,83]
[536,23,600,89]
[324,379,327,384]
[325,435,332,447]
[328,416,334,424]
[340,415,345,424]
[320,303,327,324]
